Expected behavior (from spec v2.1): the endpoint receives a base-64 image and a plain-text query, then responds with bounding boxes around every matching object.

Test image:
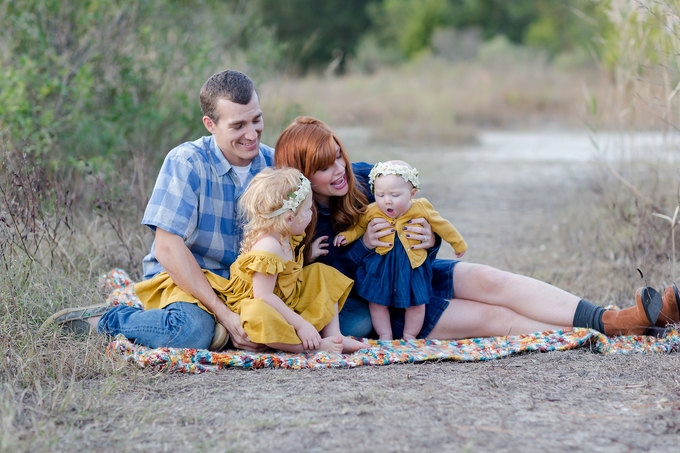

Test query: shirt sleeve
[419,199,467,254]
[141,150,201,240]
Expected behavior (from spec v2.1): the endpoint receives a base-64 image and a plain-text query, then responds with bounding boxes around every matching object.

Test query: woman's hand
[404,217,435,250]
[295,320,322,351]
[309,235,329,262]
[361,218,394,250]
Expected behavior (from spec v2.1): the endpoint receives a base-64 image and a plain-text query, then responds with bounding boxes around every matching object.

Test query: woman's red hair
[275,116,367,260]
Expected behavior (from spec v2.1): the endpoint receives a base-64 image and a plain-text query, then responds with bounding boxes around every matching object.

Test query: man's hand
[218,308,268,352]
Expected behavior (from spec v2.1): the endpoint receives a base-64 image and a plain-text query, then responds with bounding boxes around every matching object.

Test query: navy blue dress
[313,162,459,338]
[355,230,433,308]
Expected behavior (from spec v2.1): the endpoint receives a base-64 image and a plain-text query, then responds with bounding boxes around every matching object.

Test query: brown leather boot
[655,284,680,327]
[602,287,662,336]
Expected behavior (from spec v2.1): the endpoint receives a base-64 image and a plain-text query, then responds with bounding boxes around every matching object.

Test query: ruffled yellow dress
[222,235,353,345]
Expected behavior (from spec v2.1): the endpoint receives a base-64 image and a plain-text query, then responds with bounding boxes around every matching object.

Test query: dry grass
[260,53,618,146]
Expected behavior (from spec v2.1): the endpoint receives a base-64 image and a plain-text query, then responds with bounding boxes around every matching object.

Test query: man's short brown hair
[200,70,256,123]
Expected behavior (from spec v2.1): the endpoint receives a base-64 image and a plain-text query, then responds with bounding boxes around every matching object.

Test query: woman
[274,116,680,340]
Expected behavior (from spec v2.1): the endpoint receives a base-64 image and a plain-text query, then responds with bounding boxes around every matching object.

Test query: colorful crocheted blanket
[101,269,680,373]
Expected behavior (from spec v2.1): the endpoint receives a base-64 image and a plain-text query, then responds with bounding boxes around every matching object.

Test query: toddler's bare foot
[403,333,416,340]
[318,336,343,354]
[342,337,366,353]
[378,333,393,340]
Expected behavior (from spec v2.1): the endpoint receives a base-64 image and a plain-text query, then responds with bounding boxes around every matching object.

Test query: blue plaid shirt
[141,135,275,280]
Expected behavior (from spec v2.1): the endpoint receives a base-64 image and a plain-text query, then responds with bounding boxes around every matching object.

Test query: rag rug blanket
[101,269,680,373]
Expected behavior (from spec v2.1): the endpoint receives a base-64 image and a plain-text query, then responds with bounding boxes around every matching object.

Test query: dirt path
[88,131,680,453]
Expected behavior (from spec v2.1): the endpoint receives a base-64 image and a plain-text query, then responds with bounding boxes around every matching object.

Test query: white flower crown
[368,161,420,193]
[263,175,312,218]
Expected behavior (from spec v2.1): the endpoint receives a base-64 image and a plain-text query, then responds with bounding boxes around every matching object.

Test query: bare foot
[342,337,367,353]
[403,333,416,340]
[378,333,393,340]
[318,336,343,354]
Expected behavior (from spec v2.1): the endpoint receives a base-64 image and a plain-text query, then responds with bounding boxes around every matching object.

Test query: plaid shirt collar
[206,135,269,178]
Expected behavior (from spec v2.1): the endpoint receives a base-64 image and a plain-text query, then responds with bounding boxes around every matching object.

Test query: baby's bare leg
[403,305,425,340]
[369,302,392,340]
[322,303,367,353]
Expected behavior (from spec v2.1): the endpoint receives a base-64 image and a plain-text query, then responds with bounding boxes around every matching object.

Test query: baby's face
[373,174,416,218]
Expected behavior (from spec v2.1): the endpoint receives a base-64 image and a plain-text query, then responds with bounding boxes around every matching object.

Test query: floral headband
[368,161,420,193]
[263,175,312,218]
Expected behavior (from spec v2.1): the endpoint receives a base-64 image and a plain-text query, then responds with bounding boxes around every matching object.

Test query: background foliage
[0,0,617,167]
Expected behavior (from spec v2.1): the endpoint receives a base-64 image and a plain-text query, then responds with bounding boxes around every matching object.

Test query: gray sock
[572,299,605,332]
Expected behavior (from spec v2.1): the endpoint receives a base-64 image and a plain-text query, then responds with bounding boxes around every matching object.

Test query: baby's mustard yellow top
[339,198,467,269]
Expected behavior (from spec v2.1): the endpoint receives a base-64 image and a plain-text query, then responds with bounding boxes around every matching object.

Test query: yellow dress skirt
[222,248,353,345]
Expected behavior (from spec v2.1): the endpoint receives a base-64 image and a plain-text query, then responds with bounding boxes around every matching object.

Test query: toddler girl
[334,160,467,340]
[223,167,365,353]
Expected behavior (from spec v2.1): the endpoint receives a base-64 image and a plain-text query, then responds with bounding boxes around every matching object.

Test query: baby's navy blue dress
[314,162,459,338]
[355,236,433,308]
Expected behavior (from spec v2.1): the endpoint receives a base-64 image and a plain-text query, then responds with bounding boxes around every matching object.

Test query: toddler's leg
[322,303,367,353]
[267,338,343,354]
[403,305,426,340]
[369,302,393,340]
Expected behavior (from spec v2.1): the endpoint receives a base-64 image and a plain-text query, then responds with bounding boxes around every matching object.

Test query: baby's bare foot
[318,336,343,354]
[342,337,366,353]
[378,333,393,340]
[403,333,416,340]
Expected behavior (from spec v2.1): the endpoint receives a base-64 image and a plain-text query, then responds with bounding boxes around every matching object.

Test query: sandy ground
[75,131,680,453]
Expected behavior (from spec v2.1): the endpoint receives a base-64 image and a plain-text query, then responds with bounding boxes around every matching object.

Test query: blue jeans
[339,297,373,338]
[98,302,216,349]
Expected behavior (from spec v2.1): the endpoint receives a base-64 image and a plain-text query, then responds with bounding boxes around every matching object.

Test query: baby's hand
[296,321,322,351]
[333,235,347,247]
[456,251,466,258]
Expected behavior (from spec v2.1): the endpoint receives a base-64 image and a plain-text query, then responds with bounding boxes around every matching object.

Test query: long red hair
[275,116,367,259]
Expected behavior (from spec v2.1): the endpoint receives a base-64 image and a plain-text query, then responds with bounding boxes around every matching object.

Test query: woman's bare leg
[452,263,580,326]
[427,299,565,340]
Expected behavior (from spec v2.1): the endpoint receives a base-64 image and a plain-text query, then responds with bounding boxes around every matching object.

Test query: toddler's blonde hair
[238,167,311,254]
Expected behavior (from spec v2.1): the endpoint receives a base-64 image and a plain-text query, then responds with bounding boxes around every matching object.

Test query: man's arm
[154,228,266,351]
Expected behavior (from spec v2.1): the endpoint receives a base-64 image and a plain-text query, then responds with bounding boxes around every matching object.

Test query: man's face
[203,92,263,166]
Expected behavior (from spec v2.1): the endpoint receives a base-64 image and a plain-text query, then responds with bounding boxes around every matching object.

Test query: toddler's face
[373,174,416,218]
[290,196,313,235]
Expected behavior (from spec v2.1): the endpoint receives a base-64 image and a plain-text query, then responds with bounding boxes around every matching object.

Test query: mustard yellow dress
[222,235,353,345]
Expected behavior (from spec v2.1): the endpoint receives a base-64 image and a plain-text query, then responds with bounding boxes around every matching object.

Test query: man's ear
[202,116,216,134]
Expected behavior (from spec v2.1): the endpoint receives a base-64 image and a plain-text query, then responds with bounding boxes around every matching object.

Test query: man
[44,70,272,351]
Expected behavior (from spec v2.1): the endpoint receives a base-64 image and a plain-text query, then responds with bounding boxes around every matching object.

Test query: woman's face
[308,145,348,206]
